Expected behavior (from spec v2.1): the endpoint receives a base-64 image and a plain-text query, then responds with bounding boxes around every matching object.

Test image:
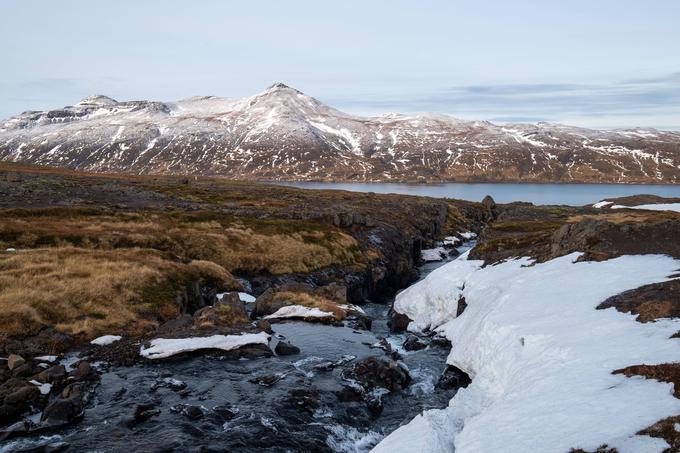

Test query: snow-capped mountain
[1,83,679,183]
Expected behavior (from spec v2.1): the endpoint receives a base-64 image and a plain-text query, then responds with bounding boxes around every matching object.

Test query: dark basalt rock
[436,365,472,390]
[41,382,89,427]
[285,388,320,413]
[171,404,204,420]
[388,310,412,333]
[127,403,161,427]
[403,335,427,351]
[343,356,411,392]
[275,341,300,356]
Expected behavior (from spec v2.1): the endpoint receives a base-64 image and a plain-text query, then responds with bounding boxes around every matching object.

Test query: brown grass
[0,210,364,275]
[0,247,238,340]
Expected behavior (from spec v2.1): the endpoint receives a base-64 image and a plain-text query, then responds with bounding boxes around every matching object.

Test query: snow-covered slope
[2,83,680,183]
[376,253,680,453]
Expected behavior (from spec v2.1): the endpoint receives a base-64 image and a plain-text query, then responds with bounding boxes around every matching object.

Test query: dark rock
[403,335,427,351]
[286,388,320,413]
[11,363,35,379]
[171,404,204,420]
[388,310,412,333]
[5,385,40,406]
[35,364,67,383]
[212,404,238,421]
[456,297,468,317]
[41,382,87,426]
[249,374,284,387]
[255,319,273,334]
[343,356,411,392]
[128,403,161,426]
[69,361,95,381]
[275,341,300,356]
[335,385,363,402]
[431,336,452,349]
[437,365,472,390]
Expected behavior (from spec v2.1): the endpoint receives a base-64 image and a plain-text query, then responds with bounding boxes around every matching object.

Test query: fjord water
[278,182,680,205]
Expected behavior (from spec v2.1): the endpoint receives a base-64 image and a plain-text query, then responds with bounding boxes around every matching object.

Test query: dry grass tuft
[0,247,238,340]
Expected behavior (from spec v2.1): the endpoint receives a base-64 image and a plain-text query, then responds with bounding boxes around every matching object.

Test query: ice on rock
[139,332,270,359]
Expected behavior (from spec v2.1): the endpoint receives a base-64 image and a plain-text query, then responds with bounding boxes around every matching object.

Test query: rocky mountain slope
[1,83,680,183]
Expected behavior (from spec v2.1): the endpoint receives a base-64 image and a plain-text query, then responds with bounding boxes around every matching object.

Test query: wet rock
[335,385,363,402]
[388,310,412,333]
[0,420,31,442]
[275,341,300,356]
[171,404,204,420]
[7,354,25,371]
[255,319,273,334]
[69,361,96,381]
[128,403,161,426]
[431,336,452,349]
[286,388,320,413]
[347,314,372,331]
[212,404,238,421]
[343,356,411,392]
[35,364,67,383]
[41,382,88,427]
[249,374,284,387]
[403,335,427,351]
[436,365,472,390]
[11,362,35,379]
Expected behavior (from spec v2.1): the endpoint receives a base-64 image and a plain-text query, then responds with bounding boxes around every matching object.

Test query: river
[2,244,474,453]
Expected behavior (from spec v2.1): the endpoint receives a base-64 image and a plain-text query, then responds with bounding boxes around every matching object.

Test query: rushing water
[275,181,680,206]
[3,248,470,453]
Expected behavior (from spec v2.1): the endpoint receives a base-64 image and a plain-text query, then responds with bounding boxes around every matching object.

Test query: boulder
[274,341,300,356]
[436,365,472,390]
[403,335,427,351]
[388,310,412,333]
[35,365,67,384]
[7,354,25,371]
[343,356,411,392]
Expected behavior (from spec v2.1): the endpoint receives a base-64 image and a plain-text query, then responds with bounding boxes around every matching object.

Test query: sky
[1,0,679,129]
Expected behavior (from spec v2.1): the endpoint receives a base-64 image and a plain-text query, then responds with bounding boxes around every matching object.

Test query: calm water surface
[276,182,680,206]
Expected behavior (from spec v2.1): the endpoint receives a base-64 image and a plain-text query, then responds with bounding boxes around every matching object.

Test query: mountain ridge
[1,84,679,183]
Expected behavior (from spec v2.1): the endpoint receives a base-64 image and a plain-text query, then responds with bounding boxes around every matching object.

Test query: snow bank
[459,232,477,240]
[263,305,334,320]
[393,251,482,332]
[90,335,122,346]
[139,332,270,359]
[592,200,613,208]
[374,253,680,453]
[421,247,447,262]
[611,203,680,212]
